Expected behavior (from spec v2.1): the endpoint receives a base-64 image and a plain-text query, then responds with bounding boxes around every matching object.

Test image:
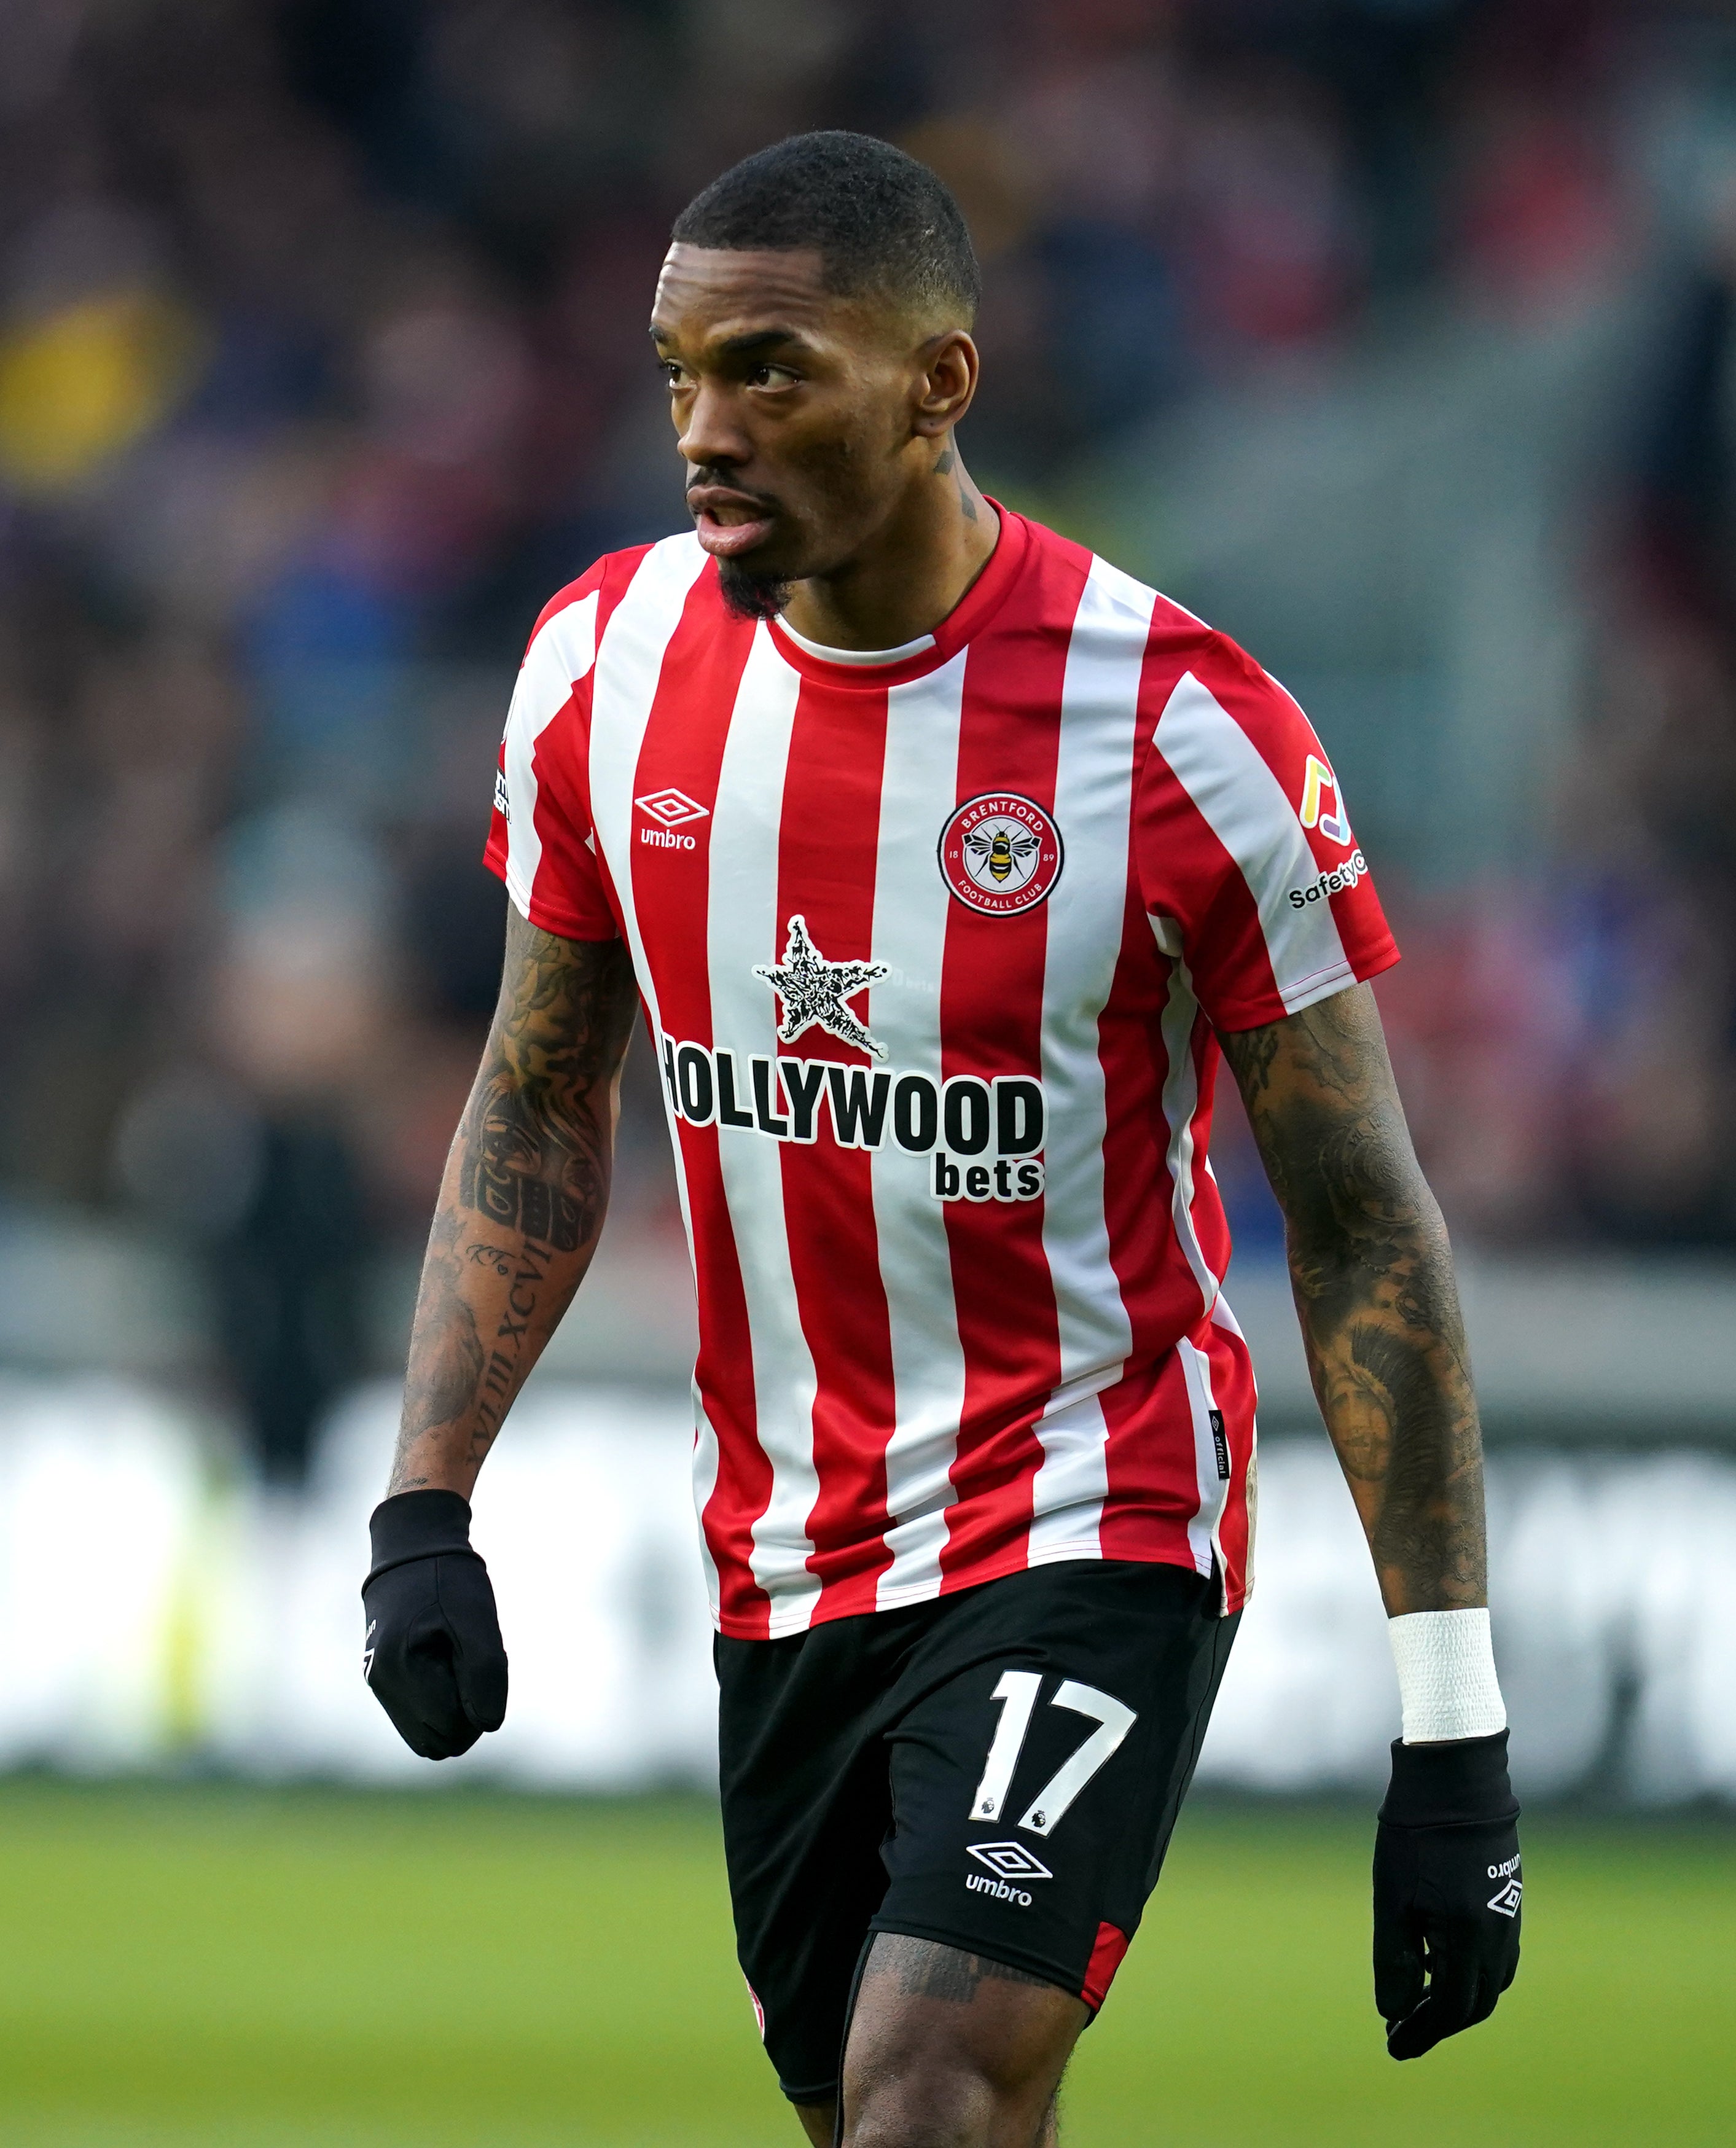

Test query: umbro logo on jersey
[1299,754,1353,846]
[493,769,510,821]
[636,786,710,827]
[965,1840,1052,1906]
[939,794,1064,915]
[636,787,710,848]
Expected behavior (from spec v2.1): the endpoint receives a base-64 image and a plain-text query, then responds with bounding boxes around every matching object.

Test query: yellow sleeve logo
[1299,755,1352,847]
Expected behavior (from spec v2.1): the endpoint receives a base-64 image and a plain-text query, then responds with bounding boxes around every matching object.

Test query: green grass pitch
[0,1781,1728,2146]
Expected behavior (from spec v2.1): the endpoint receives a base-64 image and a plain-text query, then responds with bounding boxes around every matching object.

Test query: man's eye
[748,364,796,388]
[662,362,687,388]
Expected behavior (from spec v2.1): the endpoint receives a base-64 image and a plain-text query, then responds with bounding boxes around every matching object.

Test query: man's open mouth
[687,485,778,558]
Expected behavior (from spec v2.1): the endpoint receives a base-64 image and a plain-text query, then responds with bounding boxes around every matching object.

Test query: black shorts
[715,1558,1240,2106]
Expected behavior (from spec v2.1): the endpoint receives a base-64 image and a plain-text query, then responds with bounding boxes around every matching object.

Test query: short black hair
[671,130,980,326]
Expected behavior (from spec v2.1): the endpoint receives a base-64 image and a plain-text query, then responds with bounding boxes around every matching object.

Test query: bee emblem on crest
[966,824,1041,885]
[939,794,1064,915]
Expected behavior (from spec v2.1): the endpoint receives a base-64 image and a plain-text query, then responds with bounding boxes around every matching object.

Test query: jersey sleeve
[482,569,620,942]
[1134,631,1399,1032]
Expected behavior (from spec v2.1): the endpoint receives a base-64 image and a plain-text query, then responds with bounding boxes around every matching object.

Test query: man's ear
[912,329,979,439]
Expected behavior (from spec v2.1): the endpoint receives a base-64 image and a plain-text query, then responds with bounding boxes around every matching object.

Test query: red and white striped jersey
[483,508,1398,1638]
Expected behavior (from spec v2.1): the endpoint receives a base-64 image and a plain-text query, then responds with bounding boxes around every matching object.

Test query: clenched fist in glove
[1374,1728,1522,2060]
[362,1490,508,1760]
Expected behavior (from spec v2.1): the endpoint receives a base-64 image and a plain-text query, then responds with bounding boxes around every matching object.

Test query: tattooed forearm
[388,910,637,1496]
[457,913,633,1246]
[1219,984,1487,1614]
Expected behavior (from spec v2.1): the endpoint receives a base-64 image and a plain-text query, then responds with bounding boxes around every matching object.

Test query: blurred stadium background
[1,1,1734,2142]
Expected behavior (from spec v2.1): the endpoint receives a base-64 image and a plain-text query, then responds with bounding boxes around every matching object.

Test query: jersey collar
[763,501,1030,690]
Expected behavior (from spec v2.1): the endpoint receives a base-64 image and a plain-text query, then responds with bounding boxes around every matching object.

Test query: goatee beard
[717,557,791,622]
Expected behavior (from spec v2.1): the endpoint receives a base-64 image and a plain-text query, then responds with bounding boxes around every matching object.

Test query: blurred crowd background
[1,0,1734,1502]
[4,25,1735,2140]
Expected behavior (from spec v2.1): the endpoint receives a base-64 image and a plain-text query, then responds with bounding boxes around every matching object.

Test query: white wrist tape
[1388,1608,1507,1744]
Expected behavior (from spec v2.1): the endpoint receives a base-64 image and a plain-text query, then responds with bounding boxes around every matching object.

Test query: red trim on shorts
[1082,1921,1130,2010]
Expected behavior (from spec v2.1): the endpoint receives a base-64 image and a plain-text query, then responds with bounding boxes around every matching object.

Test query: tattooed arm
[386,905,639,1498]
[1218,982,1485,1614]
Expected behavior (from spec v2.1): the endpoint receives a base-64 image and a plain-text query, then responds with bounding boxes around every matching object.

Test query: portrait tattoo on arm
[456,918,633,1250]
[1218,985,1487,1614]
[391,913,638,1494]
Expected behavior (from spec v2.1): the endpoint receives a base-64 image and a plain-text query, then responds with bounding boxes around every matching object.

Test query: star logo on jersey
[1299,755,1353,846]
[753,915,888,1060]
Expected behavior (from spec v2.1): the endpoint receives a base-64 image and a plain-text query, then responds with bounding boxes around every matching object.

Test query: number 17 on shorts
[971,1671,1136,1833]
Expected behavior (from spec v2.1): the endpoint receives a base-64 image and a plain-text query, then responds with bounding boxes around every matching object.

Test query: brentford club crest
[938,794,1064,915]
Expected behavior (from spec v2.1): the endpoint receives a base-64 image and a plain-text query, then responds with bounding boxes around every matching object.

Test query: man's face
[651,244,938,614]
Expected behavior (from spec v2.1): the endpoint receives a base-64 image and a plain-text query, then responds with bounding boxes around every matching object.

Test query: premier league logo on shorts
[938,793,1064,915]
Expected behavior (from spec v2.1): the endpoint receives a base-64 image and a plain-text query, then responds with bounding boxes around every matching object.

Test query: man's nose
[677,380,750,470]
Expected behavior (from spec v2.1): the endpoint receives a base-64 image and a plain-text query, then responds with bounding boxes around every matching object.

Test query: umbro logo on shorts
[964,1840,1052,1908]
[968,1841,1052,1881]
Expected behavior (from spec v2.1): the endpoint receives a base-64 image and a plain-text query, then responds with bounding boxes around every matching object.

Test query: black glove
[362,1490,508,1760]
[1373,1729,1521,2060]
